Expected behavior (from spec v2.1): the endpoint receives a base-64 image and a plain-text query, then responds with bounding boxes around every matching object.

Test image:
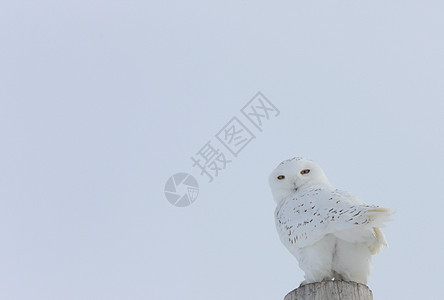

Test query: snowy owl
[269,157,392,285]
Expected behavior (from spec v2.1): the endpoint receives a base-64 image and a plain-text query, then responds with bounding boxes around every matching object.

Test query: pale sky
[1,1,443,299]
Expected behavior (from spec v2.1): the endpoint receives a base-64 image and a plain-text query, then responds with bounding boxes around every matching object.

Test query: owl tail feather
[369,227,387,254]
[366,207,393,254]
[366,207,393,228]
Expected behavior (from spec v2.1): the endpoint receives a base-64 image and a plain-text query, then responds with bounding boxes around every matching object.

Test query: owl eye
[300,169,310,175]
[277,175,285,180]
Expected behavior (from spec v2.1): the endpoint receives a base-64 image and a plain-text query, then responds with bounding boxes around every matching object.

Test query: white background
[1,1,443,299]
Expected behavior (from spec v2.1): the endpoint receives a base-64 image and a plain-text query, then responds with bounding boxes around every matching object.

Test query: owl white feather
[270,157,392,285]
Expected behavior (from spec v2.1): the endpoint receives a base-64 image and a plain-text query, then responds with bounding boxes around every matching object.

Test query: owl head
[269,157,331,203]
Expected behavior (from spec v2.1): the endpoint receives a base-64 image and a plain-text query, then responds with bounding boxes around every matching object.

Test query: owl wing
[326,189,392,253]
[275,187,392,250]
[275,187,334,249]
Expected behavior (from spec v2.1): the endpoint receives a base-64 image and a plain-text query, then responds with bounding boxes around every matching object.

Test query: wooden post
[284,281,373,300]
